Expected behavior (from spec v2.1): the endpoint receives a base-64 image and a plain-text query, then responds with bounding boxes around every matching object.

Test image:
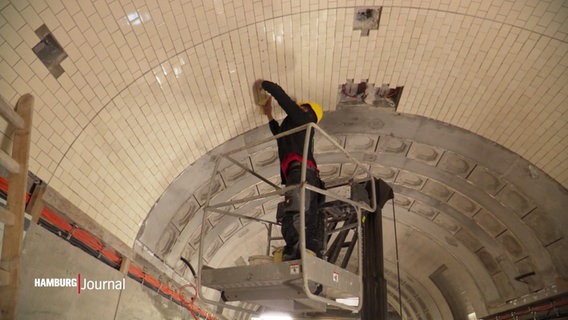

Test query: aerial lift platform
[197,123,380,316]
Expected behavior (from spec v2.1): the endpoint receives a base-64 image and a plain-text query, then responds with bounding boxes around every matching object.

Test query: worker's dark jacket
[261,81,318,184]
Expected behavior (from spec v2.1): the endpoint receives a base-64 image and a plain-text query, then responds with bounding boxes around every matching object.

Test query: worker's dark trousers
[280,166,324,260]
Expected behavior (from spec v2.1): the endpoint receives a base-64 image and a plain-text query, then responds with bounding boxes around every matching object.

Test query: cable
[392,200,403,319]
[179,256,199,319]
[341,82,367,98]
[35,201,216,319]
[181,257,197,278]
[179,283,198,304]
[341,84,357,98]
[488,296,568,320]
[178,282,202,320]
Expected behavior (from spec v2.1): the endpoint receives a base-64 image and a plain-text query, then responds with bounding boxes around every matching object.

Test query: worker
[255,79,325,261]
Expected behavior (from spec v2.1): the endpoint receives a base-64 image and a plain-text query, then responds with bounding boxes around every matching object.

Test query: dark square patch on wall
[32,24,67,78]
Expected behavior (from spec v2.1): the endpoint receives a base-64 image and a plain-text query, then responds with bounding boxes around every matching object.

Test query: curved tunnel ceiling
[1,0,568,319]
[139,107,568,319]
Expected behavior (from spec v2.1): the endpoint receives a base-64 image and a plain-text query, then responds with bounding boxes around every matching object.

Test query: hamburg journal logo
[34,274,125,294]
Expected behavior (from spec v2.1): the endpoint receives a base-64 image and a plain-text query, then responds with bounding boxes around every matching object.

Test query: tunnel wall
[17,225,187,320]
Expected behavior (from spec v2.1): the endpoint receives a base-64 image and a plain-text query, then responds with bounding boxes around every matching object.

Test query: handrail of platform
[196,122,378,314]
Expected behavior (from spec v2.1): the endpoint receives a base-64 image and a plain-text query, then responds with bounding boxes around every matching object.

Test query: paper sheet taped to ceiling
[252,80,270,114]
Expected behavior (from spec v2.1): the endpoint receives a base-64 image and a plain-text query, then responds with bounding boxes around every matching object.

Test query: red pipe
[39,208,216,318]
[0,176,217,320]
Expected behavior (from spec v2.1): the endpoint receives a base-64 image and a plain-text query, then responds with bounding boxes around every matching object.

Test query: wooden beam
[0,151,19,174]
[0,207,15,226]
[119,257,131,275]
[0,268,9,286]
[0,95,24,129]
[26,183,46,224]
[0,94,33,319]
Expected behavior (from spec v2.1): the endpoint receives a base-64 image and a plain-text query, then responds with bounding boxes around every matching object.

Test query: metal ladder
[197,122,377,315]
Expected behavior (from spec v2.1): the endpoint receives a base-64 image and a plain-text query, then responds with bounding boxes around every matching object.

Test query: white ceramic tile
[1,3,24,30]
[0,0,567,246]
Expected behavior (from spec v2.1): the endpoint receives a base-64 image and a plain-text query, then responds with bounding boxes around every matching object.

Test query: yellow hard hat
[299,102,323,123]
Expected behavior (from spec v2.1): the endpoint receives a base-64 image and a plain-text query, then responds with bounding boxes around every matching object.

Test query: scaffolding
[197,122,377,316]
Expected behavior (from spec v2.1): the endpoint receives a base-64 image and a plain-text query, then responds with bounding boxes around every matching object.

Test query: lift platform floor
[201,255,361,313]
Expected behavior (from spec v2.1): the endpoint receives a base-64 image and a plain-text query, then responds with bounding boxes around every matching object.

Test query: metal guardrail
[197,122,377,315]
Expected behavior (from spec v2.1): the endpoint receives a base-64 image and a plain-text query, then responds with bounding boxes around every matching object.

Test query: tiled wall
[0,0,566,245]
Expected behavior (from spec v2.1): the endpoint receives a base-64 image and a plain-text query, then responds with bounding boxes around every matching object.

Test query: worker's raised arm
[261,80,313,125]
[268,119,280,135]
